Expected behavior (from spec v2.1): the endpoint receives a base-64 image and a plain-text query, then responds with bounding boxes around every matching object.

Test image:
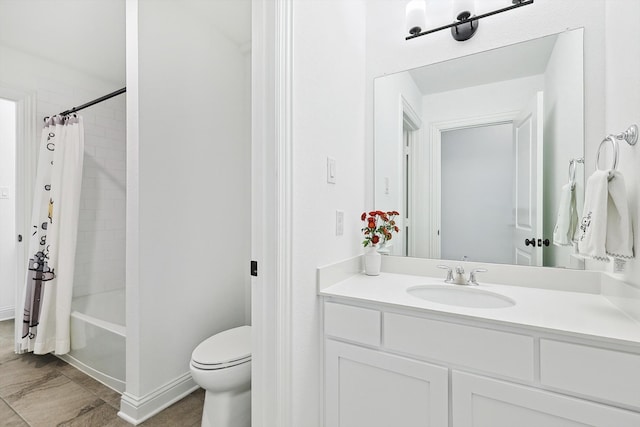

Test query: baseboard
[0,306,14,322]
[117,372,199,425]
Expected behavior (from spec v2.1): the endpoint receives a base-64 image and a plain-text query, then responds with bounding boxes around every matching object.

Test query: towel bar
[595,124,637,180]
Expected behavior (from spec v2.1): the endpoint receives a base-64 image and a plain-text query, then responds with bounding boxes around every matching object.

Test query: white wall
[127,0,251,408]
[605,0,640,286]
[0,98,16,320]
[291,0,367,425]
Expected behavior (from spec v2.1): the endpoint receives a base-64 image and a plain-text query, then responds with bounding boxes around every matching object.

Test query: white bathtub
[58,289,126,392]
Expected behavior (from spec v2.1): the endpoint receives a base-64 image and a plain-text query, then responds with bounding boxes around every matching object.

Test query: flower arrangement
[360,210,400,247]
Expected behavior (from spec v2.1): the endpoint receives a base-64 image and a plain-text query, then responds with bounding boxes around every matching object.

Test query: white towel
[605,170,634,259]
[553,183,578,246]
[577,170,635,261]
[577,170,610,261]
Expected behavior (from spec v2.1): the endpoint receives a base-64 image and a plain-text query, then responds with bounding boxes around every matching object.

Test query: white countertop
[320,272,640,348]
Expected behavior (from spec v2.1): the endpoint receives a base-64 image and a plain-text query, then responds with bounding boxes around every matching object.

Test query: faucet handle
[437,265,454,283]
[468,268,488,285]
[455,266,465,275]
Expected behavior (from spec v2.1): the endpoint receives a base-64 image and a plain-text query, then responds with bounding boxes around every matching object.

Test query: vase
[364,245,382,276]
[377,242,391,256]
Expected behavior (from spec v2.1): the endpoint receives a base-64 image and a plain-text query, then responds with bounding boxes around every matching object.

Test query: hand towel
[553,183,578,246]
[577,170,609,261]
[605,170,634,259]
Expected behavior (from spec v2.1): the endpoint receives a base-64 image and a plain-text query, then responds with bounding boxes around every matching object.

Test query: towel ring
[568,158,583,188]
[596,135,618,179]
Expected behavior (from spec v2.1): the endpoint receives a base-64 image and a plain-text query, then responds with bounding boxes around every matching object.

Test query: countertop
[320,272,640,348]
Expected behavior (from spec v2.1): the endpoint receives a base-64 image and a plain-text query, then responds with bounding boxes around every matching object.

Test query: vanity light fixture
[406,0,534,42]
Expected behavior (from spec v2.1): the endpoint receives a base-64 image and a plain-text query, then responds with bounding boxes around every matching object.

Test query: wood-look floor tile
[0,398,28,427]
[5,373,104,427]
[140,389,205,427]
[56,401,130,427]
[0,353,60,398]
[56,362,122,409]
[0,319,14,339]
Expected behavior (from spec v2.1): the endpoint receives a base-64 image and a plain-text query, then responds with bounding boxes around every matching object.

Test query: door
[512,92,543,266]
[452,371,640,427]
[325,339,448,427]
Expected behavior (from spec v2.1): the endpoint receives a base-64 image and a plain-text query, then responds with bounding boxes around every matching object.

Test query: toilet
[190,325,251,427]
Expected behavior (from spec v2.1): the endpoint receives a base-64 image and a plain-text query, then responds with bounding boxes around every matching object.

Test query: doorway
[0,98,17,321]
[440,123,514,264]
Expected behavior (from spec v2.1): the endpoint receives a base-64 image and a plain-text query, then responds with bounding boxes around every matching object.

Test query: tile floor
[0,319,204,427]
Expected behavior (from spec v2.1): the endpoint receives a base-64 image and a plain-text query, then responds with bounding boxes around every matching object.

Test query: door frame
[428,111,518,259]
[251,0,294,426]
[0,86,37,350]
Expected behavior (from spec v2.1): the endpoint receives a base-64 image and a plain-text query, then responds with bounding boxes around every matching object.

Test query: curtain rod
[59,87,127,116]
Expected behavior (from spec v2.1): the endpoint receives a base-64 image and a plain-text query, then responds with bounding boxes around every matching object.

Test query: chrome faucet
[437,265,487,286]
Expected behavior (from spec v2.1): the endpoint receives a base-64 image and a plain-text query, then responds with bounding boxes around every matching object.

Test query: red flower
[369,211,377,216]
[368,221,376,229]
[360,212,366,221]
[394,226,399,232]
[372,235,380,244]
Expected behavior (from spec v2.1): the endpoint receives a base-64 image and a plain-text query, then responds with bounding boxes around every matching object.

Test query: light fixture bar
[406,0,534,40]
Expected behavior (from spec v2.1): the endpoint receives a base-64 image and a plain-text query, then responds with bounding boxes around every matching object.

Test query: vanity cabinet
[325,340,448,427]
[323,301,640,427]
[453,371,640,427]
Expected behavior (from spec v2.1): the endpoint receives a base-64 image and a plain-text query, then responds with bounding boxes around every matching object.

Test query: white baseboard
[0,306,14,322]
[117,372,199,425]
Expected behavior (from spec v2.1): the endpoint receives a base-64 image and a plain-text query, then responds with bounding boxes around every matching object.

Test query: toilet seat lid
[192,325,251,367]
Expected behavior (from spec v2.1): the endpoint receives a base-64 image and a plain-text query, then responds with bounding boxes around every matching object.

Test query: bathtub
[57,289,125,392]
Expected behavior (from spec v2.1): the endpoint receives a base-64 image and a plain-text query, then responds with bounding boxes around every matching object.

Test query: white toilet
[190,325,251,427]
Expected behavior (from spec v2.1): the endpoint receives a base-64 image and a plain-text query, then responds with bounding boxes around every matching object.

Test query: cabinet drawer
[324,302,380,346]
[540,339,640,408]
[384,313,534,381]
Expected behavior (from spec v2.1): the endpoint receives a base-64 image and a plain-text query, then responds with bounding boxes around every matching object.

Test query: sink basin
[407,285,515,309]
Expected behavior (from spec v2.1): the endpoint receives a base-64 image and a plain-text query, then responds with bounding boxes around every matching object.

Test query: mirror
[374,28,584,269]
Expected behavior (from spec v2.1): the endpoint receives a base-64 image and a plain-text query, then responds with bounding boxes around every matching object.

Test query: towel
[553,183,578,246]
[577,170,635,261]
[577,170,610,261]
[605,170,634,259]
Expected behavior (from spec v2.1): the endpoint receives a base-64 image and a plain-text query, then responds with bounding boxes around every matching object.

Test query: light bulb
[453,0,475,20]
[406,0,427,35]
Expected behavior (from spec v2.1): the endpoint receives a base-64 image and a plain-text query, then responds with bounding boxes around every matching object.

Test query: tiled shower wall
[35,83,126,299]
[73,96,126,298]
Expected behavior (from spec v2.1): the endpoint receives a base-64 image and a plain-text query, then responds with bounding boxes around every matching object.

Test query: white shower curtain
[20,115,84,355]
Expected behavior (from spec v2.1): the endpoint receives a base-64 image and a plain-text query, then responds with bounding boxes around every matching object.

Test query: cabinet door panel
[452,371,640,427]
[325,340,448,427]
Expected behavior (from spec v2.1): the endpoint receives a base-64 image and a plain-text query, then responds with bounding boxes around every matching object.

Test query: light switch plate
[327,157,336,184]
[336,210,344,236]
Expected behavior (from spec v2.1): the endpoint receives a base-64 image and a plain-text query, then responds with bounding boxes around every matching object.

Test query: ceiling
[0,0,126,84]
[407,33,558,95]
[0,0,251,85]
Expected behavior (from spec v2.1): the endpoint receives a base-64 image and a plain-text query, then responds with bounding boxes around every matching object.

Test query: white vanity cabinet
[323,300,640,427]
[325,340,449,427]
[452,371,640,427]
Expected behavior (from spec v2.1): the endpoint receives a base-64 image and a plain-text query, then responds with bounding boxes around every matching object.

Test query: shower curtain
[20,115,84,355]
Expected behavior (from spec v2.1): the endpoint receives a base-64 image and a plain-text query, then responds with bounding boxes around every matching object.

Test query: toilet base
[201,388,251,427]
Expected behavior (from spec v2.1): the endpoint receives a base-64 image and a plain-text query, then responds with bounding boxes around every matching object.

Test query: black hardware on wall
[406,0,534,42]
[250,260,258,277]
